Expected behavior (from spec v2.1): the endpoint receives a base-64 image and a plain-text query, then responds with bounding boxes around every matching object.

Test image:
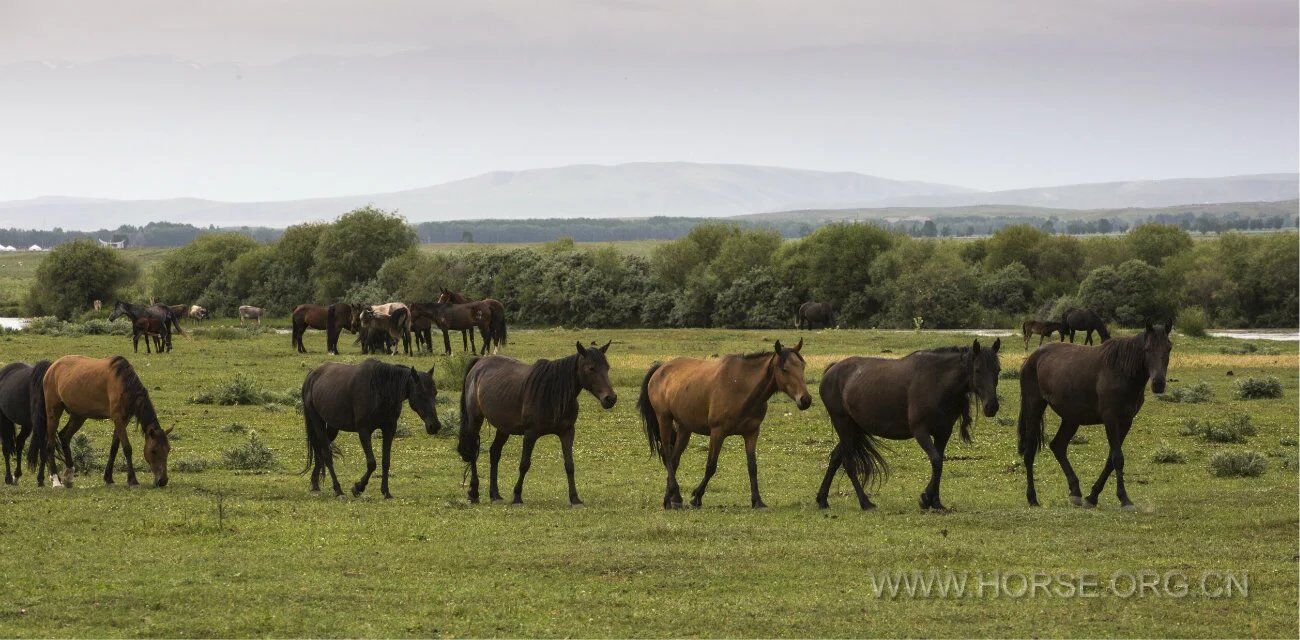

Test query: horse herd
[1,310,1175,511]
[290,289,507,357]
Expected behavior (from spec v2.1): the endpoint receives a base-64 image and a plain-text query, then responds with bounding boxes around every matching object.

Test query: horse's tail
[637,362,665,461]
[841,426,889,489]
[456,356,483,462]
[25,360,51,471]
[1017,352,1046,456]
[490,303,507,348]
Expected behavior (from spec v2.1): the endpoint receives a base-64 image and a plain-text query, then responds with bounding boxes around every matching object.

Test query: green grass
[0,327,1295,637]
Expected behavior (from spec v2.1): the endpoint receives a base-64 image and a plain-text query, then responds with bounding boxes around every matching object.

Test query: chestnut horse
[1018,324,1172,509]
[458,342,616,506]
[437,288,507,353]
[291,302,354,354]
[638,339,813,509]
[28,355,172,488]
[1021,320,1066,349]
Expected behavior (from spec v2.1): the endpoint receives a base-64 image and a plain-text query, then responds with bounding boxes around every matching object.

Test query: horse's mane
[523,353,582,423]
[907,345,993,443]
[1100,332,1147,378]
[362,359,412,413]
[738,348,805,365]
[107,356,159,435]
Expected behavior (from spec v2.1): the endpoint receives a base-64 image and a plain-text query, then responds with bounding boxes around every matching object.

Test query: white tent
[0,245,15,252]
[27,245,43,251]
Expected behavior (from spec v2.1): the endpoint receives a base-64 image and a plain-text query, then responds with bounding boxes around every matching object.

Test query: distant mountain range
[0,163,1295,230]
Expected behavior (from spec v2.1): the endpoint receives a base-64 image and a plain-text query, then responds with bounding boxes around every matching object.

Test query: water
[1207,329,1299,342]
[0,317,27,331]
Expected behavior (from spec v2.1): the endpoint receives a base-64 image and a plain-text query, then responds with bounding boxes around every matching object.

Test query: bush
[222,432,276,471]
[174,457,214,473]
[1178,307,1208,338]
[436,351,477,392]
[1208,450,1267,478]
[1181,413,1256,443]
[998,368,1019,380]
[69,433,98,473]
[192,374,297,406]
[221,422,249,434]
[1151,442,1186,464]
[1157,381,1213,404]
[1233,376,1283,400]
[27,239,141,319]
[1281,437,1297,447]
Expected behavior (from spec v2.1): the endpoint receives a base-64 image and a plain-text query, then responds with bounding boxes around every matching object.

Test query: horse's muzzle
[797,395,813,410]
[983,399,1000,417]
[425,417,444,435]
[1151,378,1167,394]
[154,476,168,488]
[600,393,618,410]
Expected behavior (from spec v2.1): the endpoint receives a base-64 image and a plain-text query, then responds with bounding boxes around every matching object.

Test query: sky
[0,0,1295,202]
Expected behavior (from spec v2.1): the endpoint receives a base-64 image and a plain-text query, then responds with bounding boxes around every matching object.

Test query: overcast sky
[0,0,1295,201]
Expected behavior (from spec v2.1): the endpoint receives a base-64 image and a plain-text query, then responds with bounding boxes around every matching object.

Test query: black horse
[1060,308,1111,345]
[817,339,1002,510]
[458,342,617,506]
[1018,324,1172,509]
[301,359,442,498]
[109,301,176,352]
[0,361,51,484]
[796,301,835,330]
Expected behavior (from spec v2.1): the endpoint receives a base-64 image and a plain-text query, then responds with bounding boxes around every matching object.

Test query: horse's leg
[487,431,508,502]
[54,415,84,488]
[815,443,844,508]
[1,417,12,485]
[663,420,691,509]
[1021,398,1049,507]
[914,429,945,511]
[112,419,140,487]
[1084,419,1124,508]
[1049,420,1083,505]
[38,404,64,488]
[689,430,725,508]
[322,432,344,497]
[353,429,377,497]
[470,330,479,355]
[559,427,582,507]
[13,422,29,482]
[379,426,394,499]
[743,429,766,509]
[511,430,539,505]
[442,328,452,355]
[1110,418,1135,508]
[104,436,120,485]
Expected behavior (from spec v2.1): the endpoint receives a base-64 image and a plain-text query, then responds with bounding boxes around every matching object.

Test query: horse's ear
[427,365,436,377]
[599,340,611,353]
[972,339,981,355]
[576,341,587,356]
[1145,322,1154,334]
[1165,317,1175,333]
[793,338,803,352]
[992,337,1001,353]
[774,340,783,352]
[164,427,173,436]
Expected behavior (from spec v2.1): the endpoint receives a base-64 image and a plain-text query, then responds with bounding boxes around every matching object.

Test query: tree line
[25,206,1298,329]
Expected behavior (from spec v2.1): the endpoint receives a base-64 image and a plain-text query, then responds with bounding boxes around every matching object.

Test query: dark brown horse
[1060,308,1111,345]
[796,302,835,330]
[638,340,813,509]
[458,342,616,506]
[1018,323,1172,509]
[817,339,1002,511]
[110,301,173,352]
[1021,320,1066,349]
[0,361,50,484]
[29,355,172,488]
[131,315,168,354]
[301,359,442,498]
[438,288,508,353]
[411,301,494,355]
[358,307,412,355]
[291,303,354,354]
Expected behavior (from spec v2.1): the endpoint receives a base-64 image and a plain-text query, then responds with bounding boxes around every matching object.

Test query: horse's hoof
[382,493,393,500]
[1068,495,1083,506]
[2,477,11,486]
[1119,503,1136,511]
[570,502,585,509]
[752,503,769,510]
[310,488,321,495]
[860,502,877,511]
[489,497,503,503]
[351,486,364,497]
[509,500,524,508]
[816,498,829,509]
[467,493,479,504]
[1082,497,1098,509]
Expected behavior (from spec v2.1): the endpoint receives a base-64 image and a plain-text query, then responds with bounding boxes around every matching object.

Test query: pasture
[0,324,1295,637]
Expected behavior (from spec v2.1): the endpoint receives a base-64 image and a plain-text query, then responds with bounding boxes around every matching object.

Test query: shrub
[1070,433,1089,445]
[999,368,1020,380]
[222,432,276,471]
[1157,381,1213,404]
[174,457,214,473]
[193,326,272,340]
[436,351,477,392]
[69,433,98,473]
[1178,418,1206,437]
[1202,413,1257,444]
[221,422,249,434]
[1280,437,1297,447]
[1178,307,1208,338]
[1150,442,1186,464]
[1233,376,1283,400]
[192,374,297,406]
[1208,450,1266,478]
[27,239,141,319]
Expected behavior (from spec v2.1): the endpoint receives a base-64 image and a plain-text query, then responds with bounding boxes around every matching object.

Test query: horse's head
[1144,322,1174,394]
[773,338,813,410]
[143,425,173,487]
[436,288,453,304]
[968,338,1002,417]
[108,300,130,322]
[576,341,617,409]
[407,366,443,434]
[351,306,368,332]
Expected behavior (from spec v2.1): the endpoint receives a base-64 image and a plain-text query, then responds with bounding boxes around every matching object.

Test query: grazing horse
[238,305,264,324]
[816,339,1002,511]
[291,303,354,354]
[357,307,412,355]
[458,342,616,506]
[29,355,172,488]
[438,288,508,353]
[110,301,172,353]
[796,301,835,330]
[1022,320,1066,349]
[1060,308,1111,345]
[1018,324,1172,509]
[0,361,51,484]
[638,339,813,509]
[187,305,208,321]
[301,359,442,498]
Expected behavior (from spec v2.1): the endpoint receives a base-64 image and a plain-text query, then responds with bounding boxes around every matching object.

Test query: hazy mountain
[868,173,1298,209]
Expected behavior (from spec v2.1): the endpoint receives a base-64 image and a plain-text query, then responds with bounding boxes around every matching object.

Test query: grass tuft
[1208,449,1267,478]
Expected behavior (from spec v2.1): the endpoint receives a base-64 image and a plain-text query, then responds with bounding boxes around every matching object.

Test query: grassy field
[0,325,1295,637]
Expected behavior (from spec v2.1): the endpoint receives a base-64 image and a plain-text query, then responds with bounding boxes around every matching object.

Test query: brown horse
[1021,320,1066,349]
[357,307,412,355]
[638,339,813,509]
[796,302,835,330]
[28,355,172,488]
[131,315,168,354]
[411,301,494,355]
[1018,323,1172,509]
[291,303,354,354]
[817,339,1002,511]
[438,288,507,353]
[458,342,616,506]
[1060,308,1111,345]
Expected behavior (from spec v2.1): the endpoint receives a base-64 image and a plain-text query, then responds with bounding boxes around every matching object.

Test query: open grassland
[0,325,1295,637]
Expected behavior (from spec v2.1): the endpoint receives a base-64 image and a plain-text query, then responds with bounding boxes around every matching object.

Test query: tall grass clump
[436,351,477,392]
[1177,307,1208,338]
[1150,442,1186,464]
[1158,381,1213,403]
[1208,450,1267,478]
[222,432,276,471]
[192,373,298,406]
[1233,376,1283,400]
[1180,413,1256,444]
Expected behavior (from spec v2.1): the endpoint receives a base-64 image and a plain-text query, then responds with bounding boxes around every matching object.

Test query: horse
[291,303,354,354]
[187,305,208,322]
[356,323,397,355]
[110,301,172,352]
[437,288,508,353]
[1022,320,1066,349]
[816,339,1002,511]
[411,302,494,355]
[357,307,412,355]
[238,305,264,324]
[0,361,51,484]
[796,302,835,330]
[1018,323,1172,509]
[28,355,172,488]
[638,339,813,509]
[131,315,168,354]
[301,359,442,498]
[407,307,438,354]
[1060,308,1111,345]
[150,303,185,342]
[458,341,616,506]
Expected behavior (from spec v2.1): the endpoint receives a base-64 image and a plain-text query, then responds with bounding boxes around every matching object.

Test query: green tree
[978,262,1034,313]
[28,239,141,319]
[312,207,417,299]
[1126,223,1192,266]
[984,225,1047,272]
[152,232,259,303]
[708,228,782,286]
[1079,259,1178,326]
[776,223,897,317]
